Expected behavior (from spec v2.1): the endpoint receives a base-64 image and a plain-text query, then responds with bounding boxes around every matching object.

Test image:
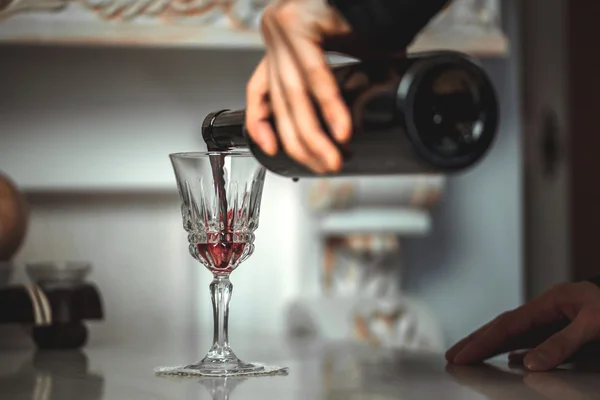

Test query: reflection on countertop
[0,350,104,400]
[446,362,600,400]
[1,338,600,400]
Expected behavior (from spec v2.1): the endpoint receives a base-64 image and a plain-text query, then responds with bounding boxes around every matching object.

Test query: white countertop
[1,338,599,399]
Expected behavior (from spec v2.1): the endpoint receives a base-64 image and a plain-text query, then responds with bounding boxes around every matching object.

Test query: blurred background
[0,0,594,356]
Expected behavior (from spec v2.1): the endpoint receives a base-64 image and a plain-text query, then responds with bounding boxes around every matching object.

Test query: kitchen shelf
[318,209,431,236]
[0,17,508,56]
[0,19,262,49]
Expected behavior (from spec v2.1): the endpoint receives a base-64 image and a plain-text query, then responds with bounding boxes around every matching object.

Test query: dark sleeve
[327,0,451,53]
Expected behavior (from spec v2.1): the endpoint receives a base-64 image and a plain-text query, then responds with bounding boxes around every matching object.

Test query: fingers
[268,45,322,173]
[264,22,333,174]
[449,298,559,365]
[246,58,278,156]
[271,34,342,172]
[256,2,348,174]
[290,34,352,143]
[451,312,531,365]
[523,309,600,371]
[447,284,586,365]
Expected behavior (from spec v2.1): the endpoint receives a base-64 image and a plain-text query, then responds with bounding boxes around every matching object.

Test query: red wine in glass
[196,241,248,276]
[195,208,249,275]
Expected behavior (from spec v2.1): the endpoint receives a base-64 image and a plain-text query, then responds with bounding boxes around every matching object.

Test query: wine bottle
[202,51,498,178]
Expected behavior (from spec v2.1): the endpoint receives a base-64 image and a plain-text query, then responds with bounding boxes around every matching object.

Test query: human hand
[445,281,600,371]
[245,0,367,174]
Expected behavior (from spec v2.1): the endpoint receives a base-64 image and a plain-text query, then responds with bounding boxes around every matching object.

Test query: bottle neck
[202,109,248,151]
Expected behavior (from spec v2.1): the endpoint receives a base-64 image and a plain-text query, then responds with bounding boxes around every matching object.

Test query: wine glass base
[154,362,288,378]
[155,344,289,377]
[186,357,266,374]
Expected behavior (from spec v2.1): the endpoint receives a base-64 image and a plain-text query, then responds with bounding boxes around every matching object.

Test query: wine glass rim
[169,150,253,159]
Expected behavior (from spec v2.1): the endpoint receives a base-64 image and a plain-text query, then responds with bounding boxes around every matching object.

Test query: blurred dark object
[0,283,103,349]
[0,172,28,261]
[33,323,89,350]
[521,0,600,299]
[540,108,562,178]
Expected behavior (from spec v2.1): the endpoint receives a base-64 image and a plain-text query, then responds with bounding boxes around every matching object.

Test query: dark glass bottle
[202,51,499,178]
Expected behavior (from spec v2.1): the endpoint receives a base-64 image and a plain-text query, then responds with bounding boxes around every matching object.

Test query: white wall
[0,1,523,348]
[403,0,523,344]
[1,46,306,347]
[521,0,570,299]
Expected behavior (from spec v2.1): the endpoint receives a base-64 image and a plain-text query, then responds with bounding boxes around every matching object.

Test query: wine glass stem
[210,275,232,350]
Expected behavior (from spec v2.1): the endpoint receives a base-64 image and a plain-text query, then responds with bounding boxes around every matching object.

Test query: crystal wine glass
[158,151,285,377]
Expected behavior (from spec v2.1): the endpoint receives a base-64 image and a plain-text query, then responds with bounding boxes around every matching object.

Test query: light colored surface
[0,0,522,349]
[286,295,446,351]
[0,0,508,55]
[9,193,194,346]
[521,0,571,298]
[0,17,509,56]
[0,47,263,192]
[8,174,305,346]
[0,0,508,56]
[318,209,431,236]
[1,339,599,399]
[0,47,313,345]
[306,176,446,211]
[0,44,495,193]
[403,0,523,344]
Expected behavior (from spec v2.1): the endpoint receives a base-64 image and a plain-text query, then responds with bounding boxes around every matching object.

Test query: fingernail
[525,350,550,371]
[265,143,278,156]
[333,124,350,143]
[337,131,351,143]
[261,139,277,156]
[328,155,342,172]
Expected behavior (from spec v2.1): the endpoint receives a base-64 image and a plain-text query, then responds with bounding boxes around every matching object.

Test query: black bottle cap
[202,109,230,151]
[399,52,499,171]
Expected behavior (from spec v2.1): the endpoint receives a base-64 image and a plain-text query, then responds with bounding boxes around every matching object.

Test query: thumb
[524,310,600,371]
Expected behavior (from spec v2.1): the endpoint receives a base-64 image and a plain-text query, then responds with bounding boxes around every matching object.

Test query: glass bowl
[26,261,91,289]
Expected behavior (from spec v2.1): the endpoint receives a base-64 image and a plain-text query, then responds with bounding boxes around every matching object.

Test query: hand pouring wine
[201,51,499,180]
[156,50,499,379]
